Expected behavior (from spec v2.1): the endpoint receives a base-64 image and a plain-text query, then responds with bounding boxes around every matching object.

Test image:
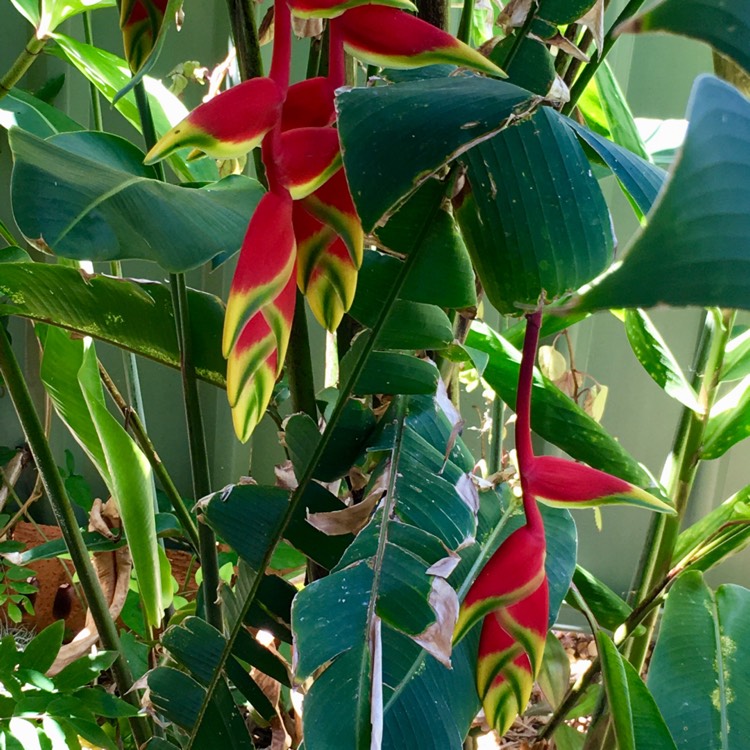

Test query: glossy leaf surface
[577,76,750,312]
[0,263,227,387]
[458,107,613,313]
[648,572,750,749]
[337,76,535,231]
[10,129,263,272]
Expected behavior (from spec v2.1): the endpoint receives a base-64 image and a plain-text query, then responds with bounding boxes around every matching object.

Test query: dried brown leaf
[412,578,459,668]
[293,17,324,38]
[580,0,605,52]
[547,32,590,62]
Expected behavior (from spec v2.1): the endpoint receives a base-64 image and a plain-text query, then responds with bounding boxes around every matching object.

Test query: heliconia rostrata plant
[2,0,750,746]
[146,0,504,440]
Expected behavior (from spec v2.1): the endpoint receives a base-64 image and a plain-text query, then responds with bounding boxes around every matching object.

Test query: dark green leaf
[538,632,571,708]
[337,77,536,231]
[373,179,477,310]
[147,667,204,730]
[628,0,750,76]
[489,37,555,95]
[457,107,614,313]
[565,118,666,216]
[597,631,635,750]
[624,309,701,411]
[648,572,750,749]
[198,485,287,574]
[0,263,226,388]
[10,129,263,273]
[538,0,596,24]
[71,687,138,718]
[577,76,750,312]
[52,652,118,692]
[0,88,83,138]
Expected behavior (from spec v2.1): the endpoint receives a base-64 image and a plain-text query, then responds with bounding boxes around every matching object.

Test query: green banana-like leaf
[648,572,750,748]
[576,76,750,312]
[0,87,83,138]
[597,631,635,750]
[625,0,750,76]
[703,376,750,459]
[39,326,162,627]
[0,262,226,386]
[10,129,263,272]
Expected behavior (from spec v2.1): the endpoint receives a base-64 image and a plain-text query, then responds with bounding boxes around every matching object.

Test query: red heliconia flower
[281,77,338,131]
[288,0,416,19]
[479,578,549,736]
[337,6,506,77]
[453,517,546,646]
[280,127,343,199]
[525,454,676,512]
[120,0,170,73]
[223,192,296,442]
[301,168,363,269]
[144,77,285,164]
[294,203,358,331]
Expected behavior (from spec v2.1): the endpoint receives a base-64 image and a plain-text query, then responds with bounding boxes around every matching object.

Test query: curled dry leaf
[538,345,567,382]
[293,17,324,38]
[546,32,590,61]
[426,554,461,578]
[306,469,388,536]
[580,0,604,52]
[456,473,480,515]
[412,578,459,668]
[275,459,298,491]
[497,0,533,32]
[48,500,132,675]
[548,73,571,103]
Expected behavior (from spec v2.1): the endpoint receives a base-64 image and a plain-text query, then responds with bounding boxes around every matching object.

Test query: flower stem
[287,291,318,419]
[457,0,476,44]
[82,12,103,130]
[0,326,151,746]
[225,0,264,81]
[133,80,222,630]
[0,35,47,103]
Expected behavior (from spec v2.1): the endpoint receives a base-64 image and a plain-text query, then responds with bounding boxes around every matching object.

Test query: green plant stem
[186,178,452,750]
[132,80,222,630]
[225,0,264,80]
[168,272,223,630]
[501,5,537,70]
[287,290,318,419]
[98,363,200,552]
[457,0,476,44]
[0,35,47,102]
[0,325,151,745]
[563,0,648,115]
[623,308,734,674]
[82,12,103,130]
[0,218,19,247]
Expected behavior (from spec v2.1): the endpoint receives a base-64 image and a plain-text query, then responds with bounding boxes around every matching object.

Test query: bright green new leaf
[39,327,162,627]
[648,572,750,749]
[50,34,216,182]
[9,0,40,26]
[10,129,263,272]
[40,0,115,34]
[624,309,702,411]
[722,326,750,382]
[597,631,635,750]
[577,76,750,312]
[703,376,750,459]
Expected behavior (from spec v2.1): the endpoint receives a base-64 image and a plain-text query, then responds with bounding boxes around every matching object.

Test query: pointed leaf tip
[144,77,284,164]
[338,6,506,77]
[527,455,675,513]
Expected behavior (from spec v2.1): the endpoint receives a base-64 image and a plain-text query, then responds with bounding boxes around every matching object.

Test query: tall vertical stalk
[0,326,151,746]
[0,35,47,103]
[133,81,222,631]
[82,12,103,130]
